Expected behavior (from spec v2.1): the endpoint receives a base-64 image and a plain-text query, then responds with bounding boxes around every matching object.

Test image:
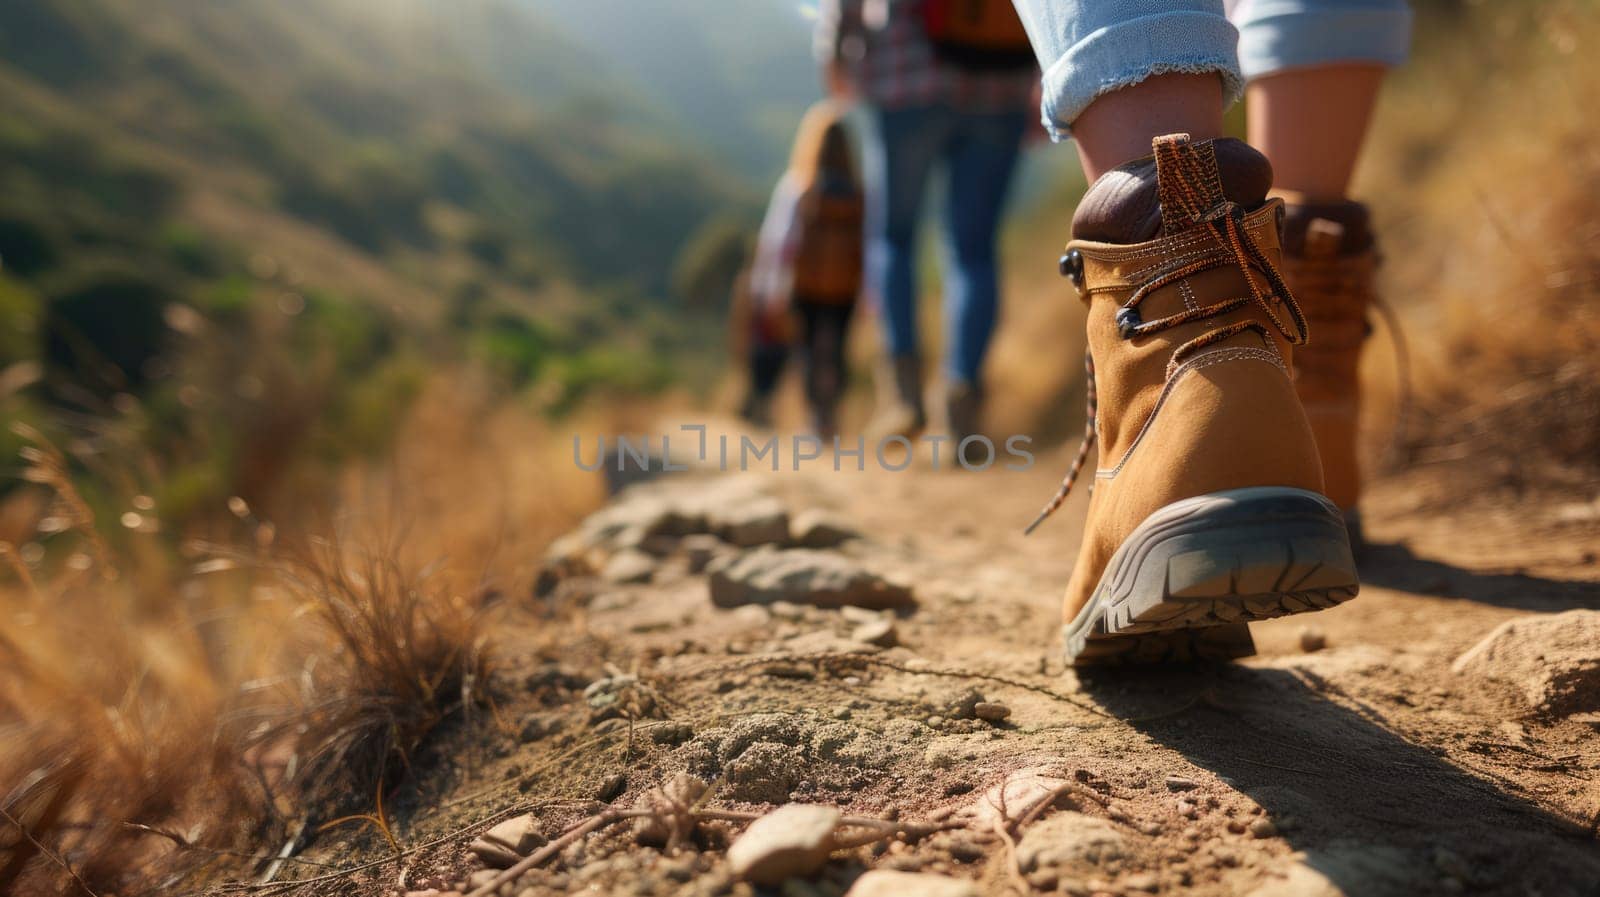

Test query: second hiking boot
[1029,135,1359,666]
[1281,200,1377,541]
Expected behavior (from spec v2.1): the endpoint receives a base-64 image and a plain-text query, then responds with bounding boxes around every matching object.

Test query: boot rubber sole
[1064,486,1359,666]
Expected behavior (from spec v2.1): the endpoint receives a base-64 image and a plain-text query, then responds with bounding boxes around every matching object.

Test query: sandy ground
[252,439,1600,897]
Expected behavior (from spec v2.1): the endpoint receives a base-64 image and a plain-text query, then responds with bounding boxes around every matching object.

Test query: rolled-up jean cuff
[1236,5,1412,79]
[1039,12,1243,142]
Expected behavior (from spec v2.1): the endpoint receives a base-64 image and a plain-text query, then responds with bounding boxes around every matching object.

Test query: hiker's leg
[1009,0,1242,176]
[863,105,945,436]
[1073,74,1226,181]
[1235,0,1411,200]
[798,302,850,437]
[940,110,1028,388]
[1247,65,1383,200]
[863,106,944,363]
[1007,4,1357,665]
[1234,0,1411,522]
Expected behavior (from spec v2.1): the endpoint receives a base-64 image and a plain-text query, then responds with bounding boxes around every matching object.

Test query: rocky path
[325,450,1599,897]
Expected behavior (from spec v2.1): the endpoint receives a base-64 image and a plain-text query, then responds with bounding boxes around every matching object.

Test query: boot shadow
[1075,663,1599,896]
[1358,541,1600,612]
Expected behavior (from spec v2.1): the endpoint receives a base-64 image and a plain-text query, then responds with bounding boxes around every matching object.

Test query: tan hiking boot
[1280,201,1377,532]
[1030,135,1359,666]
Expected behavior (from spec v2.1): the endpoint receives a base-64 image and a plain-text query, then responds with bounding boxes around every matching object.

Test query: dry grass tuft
[250,536,496,827]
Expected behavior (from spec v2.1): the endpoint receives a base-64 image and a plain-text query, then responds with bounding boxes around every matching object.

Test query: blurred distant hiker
[1005,0,1409,664]
[743,100,866,438]
[815,0,1037,455]
[730,262,787,429]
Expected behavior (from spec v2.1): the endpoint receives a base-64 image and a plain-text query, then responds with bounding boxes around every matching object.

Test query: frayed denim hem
[1038,12,1243,142]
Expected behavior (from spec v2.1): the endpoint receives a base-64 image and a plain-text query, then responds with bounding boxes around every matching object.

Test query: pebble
[1299,626,1328,653]
[1164,775,1198,792]
[726,804,841,886]
[973,702,1011,723]
[597,772,627,802]
[851,618,898,647]
[468,814,546,869]
[602,549,656,584]
[1124,872,1159,892]
[1249,817,1278,839]
[1176,799,1198,819]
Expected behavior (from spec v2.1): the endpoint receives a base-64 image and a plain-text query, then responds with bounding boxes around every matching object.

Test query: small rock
[973,702,1011,723]
[1248,817,1278,839]
[602,549,656,584]
[726,804,840,885]
[1164,775,1198,792]
[1176,799,1198,819]
[1016,812,1128,873]
[1138,822,1163,836]
[469,815,546,868]
[1299,626,1328,653]
[790,509,862,548]
[851,618,898,647]
[840,605,884,624]
[597,772,627,802]
[1451,610,1600,717]
[959,768,1072,829]
[769,600,807,621]
[714,498,791,547]
[708,547,914,610]
[845,870,979,897]
[1124,872,1159,892]
[942,688,985,721]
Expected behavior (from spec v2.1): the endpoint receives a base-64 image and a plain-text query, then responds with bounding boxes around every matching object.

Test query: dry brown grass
[0,372,611,895]
[1353,0,1600,481]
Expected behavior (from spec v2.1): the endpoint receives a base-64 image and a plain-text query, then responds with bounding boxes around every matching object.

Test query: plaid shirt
[815,0,1037,113]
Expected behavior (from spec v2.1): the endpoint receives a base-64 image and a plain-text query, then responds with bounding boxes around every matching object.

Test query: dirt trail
[294,429,1600,897]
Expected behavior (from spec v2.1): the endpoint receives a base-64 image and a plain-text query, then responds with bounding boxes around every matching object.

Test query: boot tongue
[1071,137,1273,244]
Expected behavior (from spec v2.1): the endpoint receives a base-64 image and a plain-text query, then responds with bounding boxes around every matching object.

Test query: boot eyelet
[1058,249,1084,287]
[1115,307,1141,339]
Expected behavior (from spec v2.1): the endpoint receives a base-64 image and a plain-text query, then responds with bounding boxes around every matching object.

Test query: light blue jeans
[863,105,1029,386]
[1010,0,1412,140]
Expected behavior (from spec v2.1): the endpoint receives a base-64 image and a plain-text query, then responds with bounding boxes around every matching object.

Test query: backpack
[791,177,864,306]
[921,0,1035,71]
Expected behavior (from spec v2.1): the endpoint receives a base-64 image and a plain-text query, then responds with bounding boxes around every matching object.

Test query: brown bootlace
[1023,202,1309,535]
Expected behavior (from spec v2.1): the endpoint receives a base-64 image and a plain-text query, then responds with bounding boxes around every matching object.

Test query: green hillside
[0,0,758,520]
[532,0,822,176]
